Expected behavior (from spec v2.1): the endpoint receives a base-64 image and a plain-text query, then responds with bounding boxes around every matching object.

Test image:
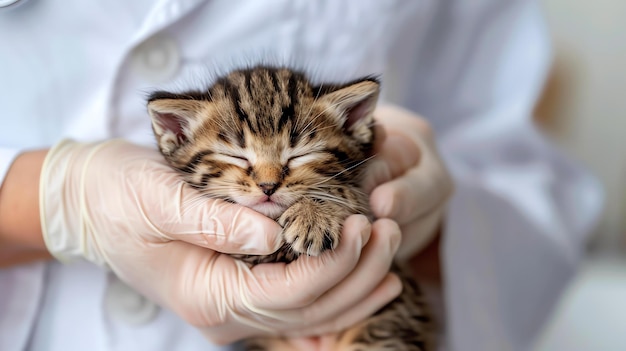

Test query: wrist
[0,149,49,251]
[0,247,51,268]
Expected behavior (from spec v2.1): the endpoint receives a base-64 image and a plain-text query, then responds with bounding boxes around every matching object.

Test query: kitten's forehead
[211,68,319,130]
[202,69,341,152]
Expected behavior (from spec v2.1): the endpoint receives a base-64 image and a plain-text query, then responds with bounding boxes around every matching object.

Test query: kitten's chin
[250,202,287,219]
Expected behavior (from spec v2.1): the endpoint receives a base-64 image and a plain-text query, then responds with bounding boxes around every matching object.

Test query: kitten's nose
[258,182,278,196]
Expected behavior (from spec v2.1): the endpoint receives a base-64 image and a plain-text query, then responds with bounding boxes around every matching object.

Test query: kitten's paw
[278,204,342,256]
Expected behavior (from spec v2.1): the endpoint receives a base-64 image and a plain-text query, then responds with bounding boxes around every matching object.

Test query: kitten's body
[148,66,434,350]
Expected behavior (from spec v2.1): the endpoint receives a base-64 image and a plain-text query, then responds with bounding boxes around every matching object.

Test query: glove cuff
[40,139,109,266]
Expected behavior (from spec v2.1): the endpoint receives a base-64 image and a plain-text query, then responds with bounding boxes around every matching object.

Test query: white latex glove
[40,139,402,344]
[365,105,454,261]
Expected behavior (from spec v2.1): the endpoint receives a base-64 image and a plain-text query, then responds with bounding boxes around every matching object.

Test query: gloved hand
[40,139,402,344]
[365,105,454,261]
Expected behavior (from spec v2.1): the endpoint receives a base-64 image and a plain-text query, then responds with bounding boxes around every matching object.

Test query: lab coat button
[130,35,180,83]
[105,277,160,325]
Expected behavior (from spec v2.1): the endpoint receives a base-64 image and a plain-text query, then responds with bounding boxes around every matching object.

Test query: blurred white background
[537,0,626,250]
[533,0,626,349]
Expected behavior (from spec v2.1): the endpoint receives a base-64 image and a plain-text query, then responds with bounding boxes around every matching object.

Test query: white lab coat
[0,1,602,351]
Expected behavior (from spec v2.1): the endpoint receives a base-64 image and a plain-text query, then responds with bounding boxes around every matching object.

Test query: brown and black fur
[148,66,434,350]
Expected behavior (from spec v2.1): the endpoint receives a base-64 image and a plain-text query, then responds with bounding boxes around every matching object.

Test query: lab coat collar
[132,0,207,46]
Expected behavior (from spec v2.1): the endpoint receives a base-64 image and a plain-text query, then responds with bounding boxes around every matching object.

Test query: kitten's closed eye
[287,152,322,168]
[217,154,250,168]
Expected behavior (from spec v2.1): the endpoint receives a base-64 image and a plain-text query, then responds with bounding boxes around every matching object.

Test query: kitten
[148,66,434,350]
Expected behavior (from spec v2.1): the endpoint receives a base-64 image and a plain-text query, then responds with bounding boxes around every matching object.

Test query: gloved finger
[155,183,283,255]
[395,207,444,261]
[236,218,400,331]
[374,104,434,143]
[108,235,256,345]
[362,131,420,194]
[241,215,371,311]
[285,273,402,337]
[371,122,387,157]
[105,239,226,322]
[293,219,402,323]
[369,140,452,225]
[151,243,261,344]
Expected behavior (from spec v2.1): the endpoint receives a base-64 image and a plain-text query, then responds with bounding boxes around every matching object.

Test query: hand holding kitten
[39,138,402,344]
[143,68,434,349]
[365,105,454,261]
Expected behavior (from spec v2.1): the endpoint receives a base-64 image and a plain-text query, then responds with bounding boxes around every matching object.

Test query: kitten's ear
[315,78,379,143]
[147,95,206,156]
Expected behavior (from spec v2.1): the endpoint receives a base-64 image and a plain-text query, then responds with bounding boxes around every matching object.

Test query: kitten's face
[148,67,378,219]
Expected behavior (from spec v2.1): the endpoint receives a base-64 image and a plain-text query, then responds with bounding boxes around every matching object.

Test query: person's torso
[0,1,435,350]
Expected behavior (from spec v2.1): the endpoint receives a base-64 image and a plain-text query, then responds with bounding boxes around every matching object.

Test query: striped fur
[148,66,434,350]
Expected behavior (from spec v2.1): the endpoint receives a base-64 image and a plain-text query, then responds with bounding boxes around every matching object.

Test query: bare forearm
[0,150,48,250]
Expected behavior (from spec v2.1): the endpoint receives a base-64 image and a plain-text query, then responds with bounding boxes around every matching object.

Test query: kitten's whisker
[301,82,324,128]
[307,186,367,206]
[302,124,340,137]
[307,192,364,212]
[308,185,368,198]
[311,154,377,187]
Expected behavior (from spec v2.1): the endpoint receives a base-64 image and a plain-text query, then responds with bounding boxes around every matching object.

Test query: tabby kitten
[148,66,433,351]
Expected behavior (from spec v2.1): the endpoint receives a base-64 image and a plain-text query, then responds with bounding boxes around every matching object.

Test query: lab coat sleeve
[387,1,604,350]
[0,262,47,351]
